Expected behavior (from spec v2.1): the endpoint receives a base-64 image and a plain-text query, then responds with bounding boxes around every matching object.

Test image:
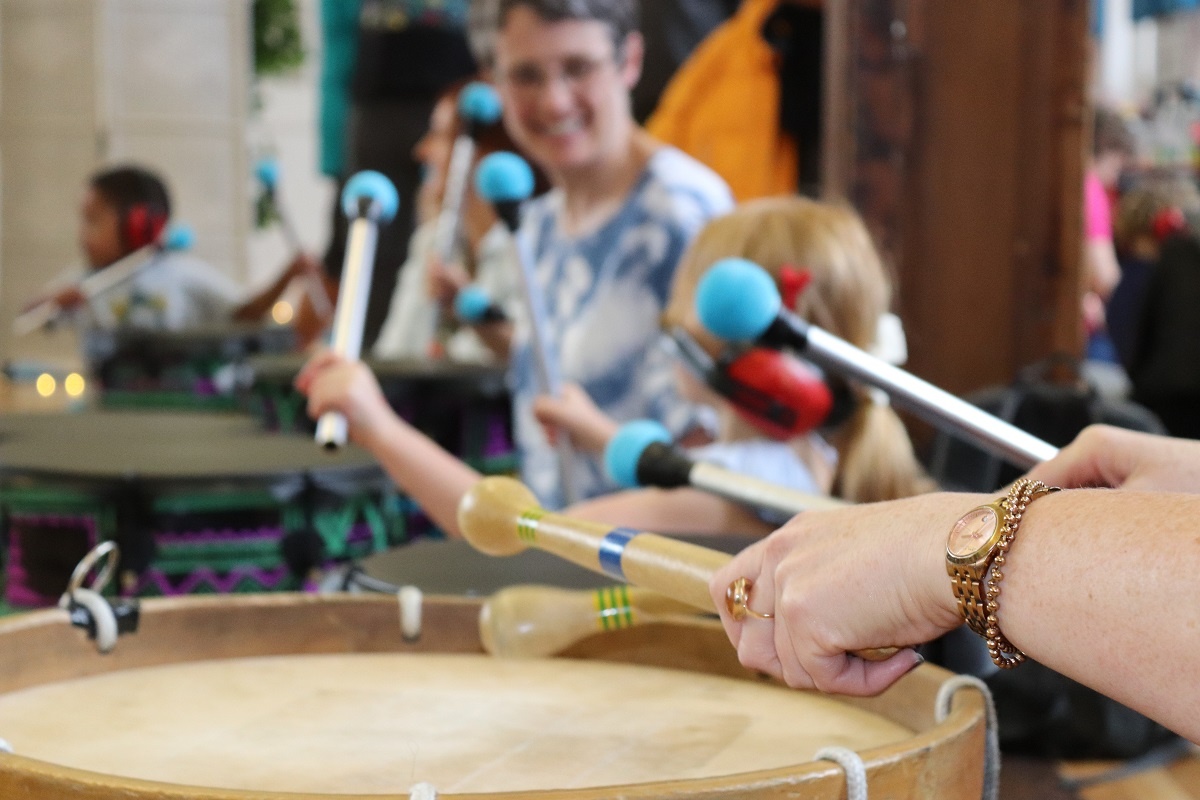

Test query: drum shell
[0,593,987,799]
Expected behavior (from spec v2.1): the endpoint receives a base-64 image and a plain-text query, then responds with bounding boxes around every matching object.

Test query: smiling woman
[477,0,736,509]
[492,2,644,191]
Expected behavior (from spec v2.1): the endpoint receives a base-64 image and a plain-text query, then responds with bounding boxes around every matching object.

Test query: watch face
[947,506,999,559]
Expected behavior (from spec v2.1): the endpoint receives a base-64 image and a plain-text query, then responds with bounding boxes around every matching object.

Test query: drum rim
[0,594,986,799]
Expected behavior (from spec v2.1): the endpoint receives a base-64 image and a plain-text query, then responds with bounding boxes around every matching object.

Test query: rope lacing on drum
[397,585,423,641]
[936,674,1000,800]
[815,746,868,800]
[410,781,438,799]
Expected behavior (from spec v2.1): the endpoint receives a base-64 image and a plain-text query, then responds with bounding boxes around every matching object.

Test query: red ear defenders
[1152,206,1188,242]
[122,203,168,251]
[669,327,855,440]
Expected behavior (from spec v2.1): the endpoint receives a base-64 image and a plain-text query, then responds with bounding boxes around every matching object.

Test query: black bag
[927,356,1165,493]
[925,356,1177,759]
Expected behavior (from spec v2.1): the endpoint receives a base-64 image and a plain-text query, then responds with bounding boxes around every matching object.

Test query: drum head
[0,652,912,794]
[0,595,987,799]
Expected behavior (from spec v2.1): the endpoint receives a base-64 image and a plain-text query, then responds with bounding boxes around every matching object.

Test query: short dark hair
[1093,107,1135,159]
[89,165,172,221]
[497,0,640,52]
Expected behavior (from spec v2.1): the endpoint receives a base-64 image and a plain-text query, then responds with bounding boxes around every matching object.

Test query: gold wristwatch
[946,480,1056,638]
[945,497,1009,638]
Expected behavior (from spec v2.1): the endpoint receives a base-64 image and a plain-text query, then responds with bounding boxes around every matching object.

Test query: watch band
[947,479,1055,643]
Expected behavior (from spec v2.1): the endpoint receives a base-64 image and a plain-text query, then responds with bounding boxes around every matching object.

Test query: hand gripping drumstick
[14,224,195,336]
[315,171,399,449]
[255,157,334,319]
[459,476,898,662]
[605,420,847,517]
[696,258,1059,469]
[475,152,578,503]
[479,584,704,659]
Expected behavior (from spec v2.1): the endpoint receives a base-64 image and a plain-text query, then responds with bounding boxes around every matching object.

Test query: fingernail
[905,653,925,674]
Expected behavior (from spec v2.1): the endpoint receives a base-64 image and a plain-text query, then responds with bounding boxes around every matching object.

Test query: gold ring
[726,577,773,621]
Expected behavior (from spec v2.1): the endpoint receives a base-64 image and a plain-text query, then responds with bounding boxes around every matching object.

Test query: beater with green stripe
[479,584,704,658]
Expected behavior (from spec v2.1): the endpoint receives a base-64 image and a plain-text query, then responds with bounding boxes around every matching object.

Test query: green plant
[254,0,305,77]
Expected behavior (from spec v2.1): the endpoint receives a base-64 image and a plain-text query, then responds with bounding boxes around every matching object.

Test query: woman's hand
[709,492,986,696]
[1027,424,1200,494]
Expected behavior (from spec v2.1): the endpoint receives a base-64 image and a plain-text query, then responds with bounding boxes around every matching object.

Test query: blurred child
[25,165,319,332]
[535,196,934,533]
[1110,177,1200,437]
[297,196,932,538]
[372,81,545,363]
[1082,108,1136,339]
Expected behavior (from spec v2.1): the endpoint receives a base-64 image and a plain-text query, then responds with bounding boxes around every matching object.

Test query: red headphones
[670,326,853,441]
[672,264,858,440]
[122,203,168,251]
[1152,206,1188,242]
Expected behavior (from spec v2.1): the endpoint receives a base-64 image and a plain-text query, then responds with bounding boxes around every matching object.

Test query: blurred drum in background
[244,353,515,474]
[0,593,988,798]
[83,324,295,411]
[0,412,406,612]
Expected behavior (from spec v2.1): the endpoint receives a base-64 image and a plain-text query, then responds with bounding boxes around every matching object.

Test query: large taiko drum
[0,594,987,798]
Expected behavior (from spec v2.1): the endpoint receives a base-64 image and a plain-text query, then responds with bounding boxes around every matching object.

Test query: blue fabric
[1132,0,1200,20]
[319,0,362,177]
[512,147,733,508]
[1092,0,1105,36]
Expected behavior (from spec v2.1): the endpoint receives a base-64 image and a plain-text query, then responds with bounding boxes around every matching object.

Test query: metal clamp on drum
[58,542,140,654]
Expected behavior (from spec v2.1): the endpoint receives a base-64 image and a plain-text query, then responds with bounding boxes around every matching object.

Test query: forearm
[359,414,483,538]
[568,488,773,537]
[986,489,1200,740]
[1086,239,1121,298]
[233,271,294,322]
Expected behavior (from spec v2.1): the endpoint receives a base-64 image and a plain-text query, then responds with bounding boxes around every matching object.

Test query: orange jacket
[646,0,798,202]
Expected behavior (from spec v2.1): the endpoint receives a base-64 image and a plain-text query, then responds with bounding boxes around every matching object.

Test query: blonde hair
[666,196,934,503]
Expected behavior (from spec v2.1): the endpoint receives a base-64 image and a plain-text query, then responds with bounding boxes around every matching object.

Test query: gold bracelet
[984,478,1059,668]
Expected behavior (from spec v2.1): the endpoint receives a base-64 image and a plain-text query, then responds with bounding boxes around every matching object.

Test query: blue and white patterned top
[511,147,734,508]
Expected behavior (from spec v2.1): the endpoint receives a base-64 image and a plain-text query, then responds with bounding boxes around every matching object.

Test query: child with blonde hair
[537,195,932,536]
[299,195,931,539]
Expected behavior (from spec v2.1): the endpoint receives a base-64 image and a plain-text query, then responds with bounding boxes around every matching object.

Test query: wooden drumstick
[606,419,847,517]
[479,584,704,658]
[459,476,899,662]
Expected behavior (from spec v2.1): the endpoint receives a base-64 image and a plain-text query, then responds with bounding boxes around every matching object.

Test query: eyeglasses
[498,54,617,97]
